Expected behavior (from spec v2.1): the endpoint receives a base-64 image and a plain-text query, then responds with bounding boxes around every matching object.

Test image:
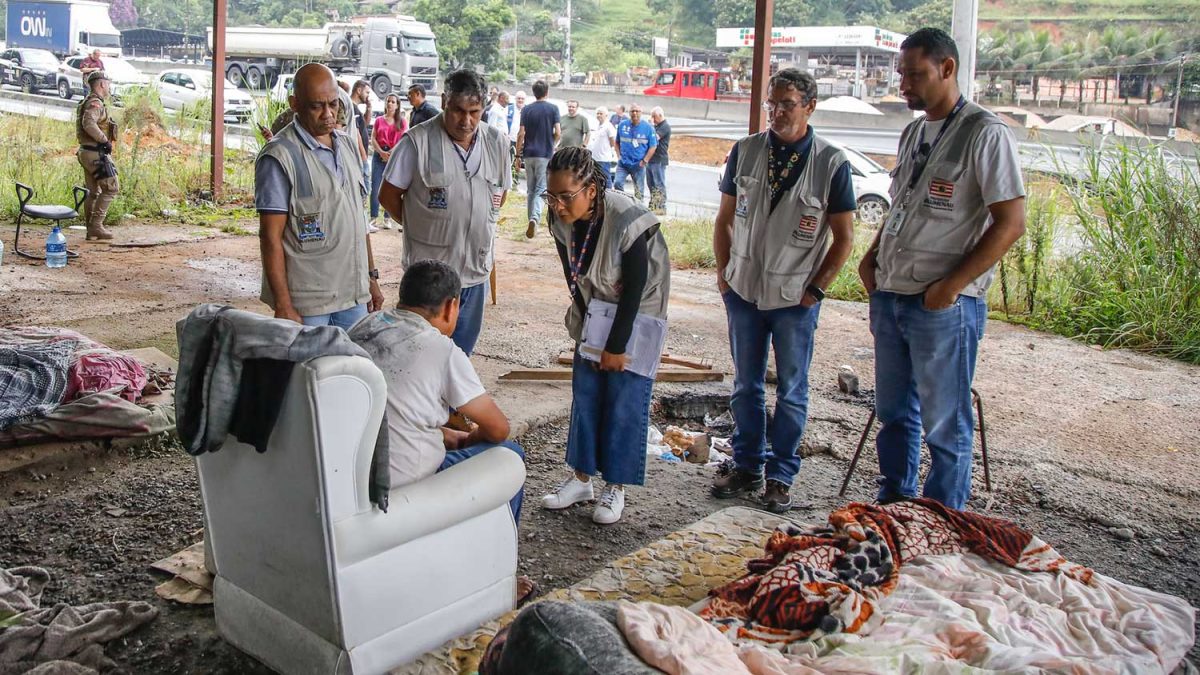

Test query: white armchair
[195,354,525,674]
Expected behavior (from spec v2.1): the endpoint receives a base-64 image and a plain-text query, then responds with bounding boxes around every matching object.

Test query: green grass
[0,91,255,224]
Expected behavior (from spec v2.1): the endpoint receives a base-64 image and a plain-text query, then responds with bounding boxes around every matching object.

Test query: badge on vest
[924,178,956,211]
[428,187,448,210]
[491,192,503,211]
[735,193,749,218]
[791,215,819,245]
[297,213,326,242]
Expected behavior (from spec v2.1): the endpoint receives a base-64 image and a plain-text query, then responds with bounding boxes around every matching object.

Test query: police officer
[859,28,1026,510]
[255,63,385,329]
[378,69,511,356]
[76,71,118,241]
[710,68,857,513]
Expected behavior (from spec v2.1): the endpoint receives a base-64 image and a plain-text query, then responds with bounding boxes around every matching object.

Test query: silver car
[57,56,149,100]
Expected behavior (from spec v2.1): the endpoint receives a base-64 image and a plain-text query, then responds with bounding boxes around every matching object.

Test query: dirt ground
[1,216,1197,671]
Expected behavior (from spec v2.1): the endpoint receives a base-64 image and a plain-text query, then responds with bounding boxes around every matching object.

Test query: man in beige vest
[255,63,385,329]
[378,69,511,356]
[710,68,856,513]
[859,28,1025,510]
[76,71,118,241]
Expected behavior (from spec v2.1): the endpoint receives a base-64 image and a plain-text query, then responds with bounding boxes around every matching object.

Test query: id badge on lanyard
[886,97,966,239]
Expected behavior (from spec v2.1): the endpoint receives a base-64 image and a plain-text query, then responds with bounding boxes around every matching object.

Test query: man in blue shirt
[615,104,657,203]
[515,80,560,238]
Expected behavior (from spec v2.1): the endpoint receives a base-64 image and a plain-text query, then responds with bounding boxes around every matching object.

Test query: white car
[270,73,385,119]
[156,68,255,122]
[718,141,893,227]
[57,56,148,100]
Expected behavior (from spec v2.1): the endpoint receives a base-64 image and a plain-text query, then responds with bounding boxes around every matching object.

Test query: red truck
[643,67,751,101]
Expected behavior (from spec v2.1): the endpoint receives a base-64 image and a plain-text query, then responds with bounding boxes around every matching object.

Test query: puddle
[184,257,259,297]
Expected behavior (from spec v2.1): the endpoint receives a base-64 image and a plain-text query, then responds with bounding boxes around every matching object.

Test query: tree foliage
[109,0,139,29]
[410,0,515,70]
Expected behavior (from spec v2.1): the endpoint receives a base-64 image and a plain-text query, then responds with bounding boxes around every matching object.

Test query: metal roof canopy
[743,1,979,134]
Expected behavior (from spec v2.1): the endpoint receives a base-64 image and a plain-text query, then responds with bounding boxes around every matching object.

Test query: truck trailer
[207,16,438,96]
[5,0,122,58]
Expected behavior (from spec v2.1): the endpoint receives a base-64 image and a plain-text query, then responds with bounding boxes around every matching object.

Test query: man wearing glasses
[710,68,856,513]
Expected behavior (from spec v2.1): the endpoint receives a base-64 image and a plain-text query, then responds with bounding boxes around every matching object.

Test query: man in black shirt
[647,106,671,214]
[408,84,440,127]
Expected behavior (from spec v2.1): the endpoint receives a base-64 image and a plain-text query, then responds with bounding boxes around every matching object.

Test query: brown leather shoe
[710,460,764,498]
[86,227,114,241]
[760,479,794,514]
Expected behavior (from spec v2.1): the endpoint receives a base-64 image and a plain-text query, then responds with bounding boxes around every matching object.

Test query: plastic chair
[13,182,88,260]
[838,387,991,497]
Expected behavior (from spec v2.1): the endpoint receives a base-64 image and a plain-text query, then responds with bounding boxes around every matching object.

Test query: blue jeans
[595,161,615,188]
[646,162,667,210]
[722,290,820,487]
[439,440,525,524]
[524,156,549,224]
[301,303,368,331]
[614,163,645,201]
[869,291,987,510]
[451,281,488,356]
[370,152,387,219]
[565,350,653,486]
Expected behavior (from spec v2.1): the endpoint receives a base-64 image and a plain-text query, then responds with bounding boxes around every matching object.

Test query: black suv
[0,48,60,94]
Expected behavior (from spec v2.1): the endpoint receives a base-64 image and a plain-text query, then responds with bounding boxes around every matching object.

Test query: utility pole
[564,0,572,86]
[951,0,979,100]
[1173,53,1188,133]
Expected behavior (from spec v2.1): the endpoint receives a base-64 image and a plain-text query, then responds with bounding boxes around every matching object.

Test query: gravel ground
[0,214,1197,670]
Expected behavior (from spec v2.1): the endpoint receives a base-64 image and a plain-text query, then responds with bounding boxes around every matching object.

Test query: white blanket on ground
[618,552,1196,675]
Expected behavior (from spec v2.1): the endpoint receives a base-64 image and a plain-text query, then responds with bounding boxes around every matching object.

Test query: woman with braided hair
[539,146,671,524]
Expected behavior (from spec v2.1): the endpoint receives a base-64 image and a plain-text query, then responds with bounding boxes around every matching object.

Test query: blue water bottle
[46,225,67,268]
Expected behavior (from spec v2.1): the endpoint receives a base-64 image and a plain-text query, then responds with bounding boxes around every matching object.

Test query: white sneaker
[592,484,625,524]
[367,222,380,234]
[381,216,393,230]
[541,475,594,510]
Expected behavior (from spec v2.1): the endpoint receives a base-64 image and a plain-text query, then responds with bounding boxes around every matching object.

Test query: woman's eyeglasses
[541,185,588,206]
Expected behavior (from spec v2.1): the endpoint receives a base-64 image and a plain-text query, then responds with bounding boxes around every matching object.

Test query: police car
[0,48,59,94]
[719,140,893,227]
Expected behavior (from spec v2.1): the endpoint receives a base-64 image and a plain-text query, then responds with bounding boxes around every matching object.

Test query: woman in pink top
[371,94,408,229]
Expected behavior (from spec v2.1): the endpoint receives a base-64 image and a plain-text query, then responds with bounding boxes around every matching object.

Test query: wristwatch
[368,268,380,281]
[806,284,825,301]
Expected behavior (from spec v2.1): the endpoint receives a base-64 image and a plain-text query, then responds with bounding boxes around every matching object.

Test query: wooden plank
[500,368,723,383]
[556,352,714,370]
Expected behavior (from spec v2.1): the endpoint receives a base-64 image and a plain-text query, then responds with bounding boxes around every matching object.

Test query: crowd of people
[251,26,1026,546]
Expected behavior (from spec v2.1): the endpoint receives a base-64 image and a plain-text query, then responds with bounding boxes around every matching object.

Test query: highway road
[5,88,1191,218]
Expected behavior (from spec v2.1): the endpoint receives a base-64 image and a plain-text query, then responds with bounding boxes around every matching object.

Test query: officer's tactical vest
[256,123,370,316]
[723,130,847,310]
[549,190,671,342]
[876,101,1008,297]
[76,94,109,145]
[402,115,508,287]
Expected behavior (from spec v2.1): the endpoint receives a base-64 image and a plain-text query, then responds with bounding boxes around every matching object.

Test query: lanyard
[568,216,601,299]
[452,132,478,176]
[905,96,966,194]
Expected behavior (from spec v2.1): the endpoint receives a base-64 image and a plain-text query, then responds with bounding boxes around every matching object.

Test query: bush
[1047,143,1200,362]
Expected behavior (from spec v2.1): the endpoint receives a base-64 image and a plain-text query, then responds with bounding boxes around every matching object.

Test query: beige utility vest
[402,116,508,287]
[549,190,671,342]
[876,101,1008,297]
[723,130,847,310]
[257,124,370,316]
[76,94,112,144]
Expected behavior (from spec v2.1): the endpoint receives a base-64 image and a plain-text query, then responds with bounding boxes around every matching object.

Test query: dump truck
[5,0,121,58]
[208,16,439,96]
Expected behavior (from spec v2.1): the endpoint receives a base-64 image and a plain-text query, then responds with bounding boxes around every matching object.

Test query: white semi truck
[207,16,438,96]
[6,0,121,57]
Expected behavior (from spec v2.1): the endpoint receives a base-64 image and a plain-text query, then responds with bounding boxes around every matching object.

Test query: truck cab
[359,16,439,99]
[644,68,718,101]
[6,0,120,57]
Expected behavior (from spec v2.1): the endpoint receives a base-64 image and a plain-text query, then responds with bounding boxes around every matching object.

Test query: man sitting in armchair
[349,259,536,602]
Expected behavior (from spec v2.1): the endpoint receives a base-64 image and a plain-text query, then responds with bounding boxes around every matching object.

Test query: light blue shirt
[255,124,351,213]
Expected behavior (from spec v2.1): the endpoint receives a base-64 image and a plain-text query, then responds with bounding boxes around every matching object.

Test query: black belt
[80,144,107,152]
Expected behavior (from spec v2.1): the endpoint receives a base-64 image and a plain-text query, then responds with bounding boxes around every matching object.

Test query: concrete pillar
[951,0,979,100]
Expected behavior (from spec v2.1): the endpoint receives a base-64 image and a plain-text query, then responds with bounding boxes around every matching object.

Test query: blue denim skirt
[565,349,654,486]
